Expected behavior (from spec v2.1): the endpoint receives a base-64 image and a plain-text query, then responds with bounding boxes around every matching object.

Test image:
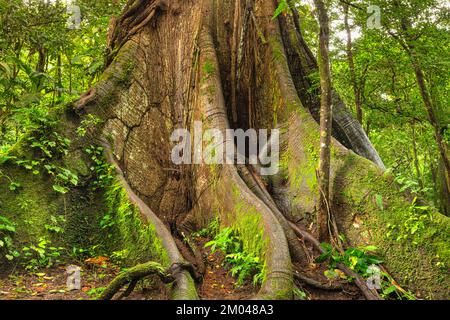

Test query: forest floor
[0,235,363,300]
[292,261,363,300]
[0,259,166,300]
[0,237,257,300]
[197,237,257,300]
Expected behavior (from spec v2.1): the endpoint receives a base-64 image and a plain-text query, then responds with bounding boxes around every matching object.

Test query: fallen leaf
[32,283,46,287]
[34,286,46,293]
[334,269,347,279]
[49,289,66,294]
[85,256,110,266]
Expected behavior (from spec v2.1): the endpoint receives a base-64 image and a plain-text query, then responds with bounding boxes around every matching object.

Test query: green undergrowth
[0,137,170,273]
[0,153,104,271]
[277,113,450,300]
[198,218,265,287]
[341,154,450,299]
[317,243,416,300]
[206,184,270,287]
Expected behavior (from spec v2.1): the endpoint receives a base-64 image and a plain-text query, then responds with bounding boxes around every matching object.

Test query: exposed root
[237,164,307,263]
[118,279,138,299]
[173,236,205,282]
[197,7,293,298]
[181,232,207,279]
[293,272,343,291]
[100,141,198,300]
[99,261,194,300]
[174,212,207,279]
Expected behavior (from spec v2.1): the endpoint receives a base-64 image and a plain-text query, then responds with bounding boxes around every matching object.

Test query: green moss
[117,59,136,88]
[169,271,198,300]
[341,155,450,299]
[269,36,284,63]
[214,183,270,286]
[95,42,137,111]
[0,165,60,243]
[202,59,216,79]
[280,139,319,212]
[63,151,90,177]
[232,201,268,266]
[102,181,170,267]
[260,282,293,300]
[0,163,104,269]
[0,139,169,271]
[200,58,218,101]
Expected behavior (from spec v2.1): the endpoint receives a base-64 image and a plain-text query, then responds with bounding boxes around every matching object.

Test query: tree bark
[61,0,449,299]
[314,0,332,242]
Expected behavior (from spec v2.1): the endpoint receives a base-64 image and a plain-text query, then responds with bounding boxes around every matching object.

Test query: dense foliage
[0,0,124,145]
[0,0,124,267]
[285,0,449,213]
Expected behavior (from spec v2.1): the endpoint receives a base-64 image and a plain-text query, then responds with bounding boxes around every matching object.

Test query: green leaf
[376,194,384,211]
[362,245,378,252]
[52,185,69,194]
[383,285,397,295]
[9,182,21,191]
[272,0,288,19]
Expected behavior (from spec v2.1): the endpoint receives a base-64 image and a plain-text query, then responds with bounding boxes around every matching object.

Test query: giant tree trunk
[71,0,449,299]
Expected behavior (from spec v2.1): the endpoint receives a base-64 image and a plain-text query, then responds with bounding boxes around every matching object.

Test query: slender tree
[389,15,450,194]
[314,0,332,242]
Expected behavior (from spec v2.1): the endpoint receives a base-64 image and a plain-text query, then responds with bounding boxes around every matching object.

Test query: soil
[195,237,258,300]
